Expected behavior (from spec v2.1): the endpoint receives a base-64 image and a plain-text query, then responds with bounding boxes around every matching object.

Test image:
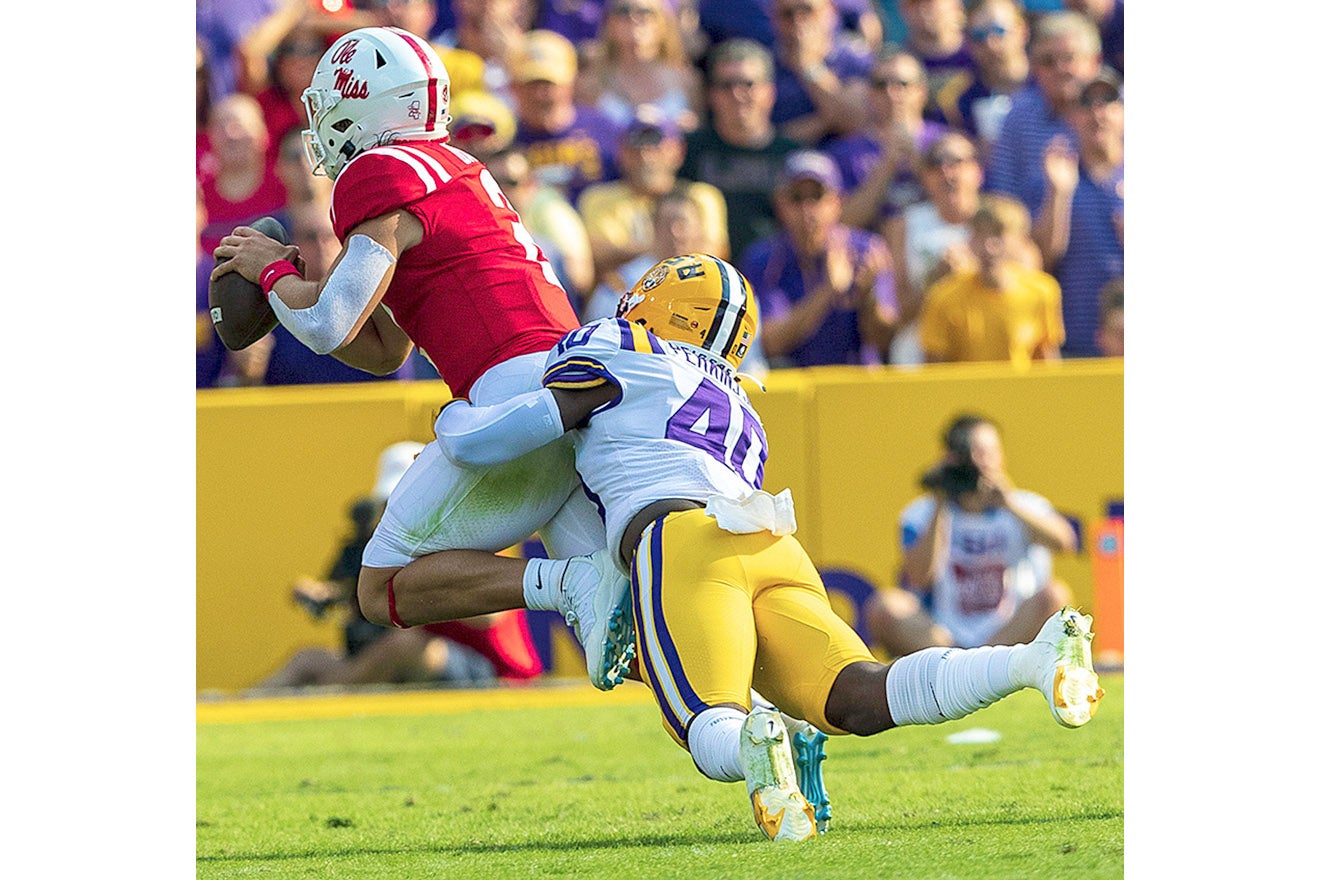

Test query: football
[208,216,290,351]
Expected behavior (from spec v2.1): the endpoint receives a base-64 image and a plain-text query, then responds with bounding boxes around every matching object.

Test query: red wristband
[259,259,302,297]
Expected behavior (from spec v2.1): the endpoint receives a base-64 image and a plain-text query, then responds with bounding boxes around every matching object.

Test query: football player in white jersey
[432,254,1105,842]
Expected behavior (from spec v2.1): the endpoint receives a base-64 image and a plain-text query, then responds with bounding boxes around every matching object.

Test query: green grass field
[197,675,1123,878]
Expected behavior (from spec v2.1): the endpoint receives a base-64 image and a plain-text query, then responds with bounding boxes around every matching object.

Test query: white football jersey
[542,318,767,560]
[900,492,1058,647]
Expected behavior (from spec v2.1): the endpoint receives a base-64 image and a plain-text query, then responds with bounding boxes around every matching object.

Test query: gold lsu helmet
[617,254,759,369]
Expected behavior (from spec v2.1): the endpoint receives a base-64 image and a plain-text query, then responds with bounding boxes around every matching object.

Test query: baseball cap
[448,90,517,148]
[1079,66,1123,105]
[371,441,424,502]
[622,112,683,147]
[776,150,842,192]
[511,30,578,85]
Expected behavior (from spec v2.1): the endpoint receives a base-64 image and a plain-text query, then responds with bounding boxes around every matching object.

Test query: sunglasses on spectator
[776,4,819,20]
[711,78,763,91]
[1035,50,1082,68]
[1078,92,1120,108]
[927,152,976,167]
[784,189,826,204]
[969,22,1010,43]
[871,77,917,89]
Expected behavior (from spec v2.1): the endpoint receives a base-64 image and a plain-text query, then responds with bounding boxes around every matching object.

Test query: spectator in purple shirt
[510,29,626,205]
[983,10,1102,215]
[740,150,900,367]
[537,0,610,44]
[196,0,278,100]
[897,0,978,121]
[766,0,872,146]
[1033,68,1123,358]
[934,0,1032,158]
[832,47,950,236]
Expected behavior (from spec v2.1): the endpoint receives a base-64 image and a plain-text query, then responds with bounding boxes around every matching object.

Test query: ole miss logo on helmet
[335,68,370,99]
[331,40,359,64]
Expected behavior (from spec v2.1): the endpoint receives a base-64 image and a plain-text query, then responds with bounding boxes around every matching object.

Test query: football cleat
[1012,606,1106,728]
[740,708,818,842]
[790,726,831,833]
[558,549,635,691]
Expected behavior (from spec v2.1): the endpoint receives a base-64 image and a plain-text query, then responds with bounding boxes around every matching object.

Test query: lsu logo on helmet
[301,27,453,179]
[618,254,759,369]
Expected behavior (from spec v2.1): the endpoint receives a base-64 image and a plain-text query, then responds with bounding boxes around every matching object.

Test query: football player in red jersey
[211,26,635,690]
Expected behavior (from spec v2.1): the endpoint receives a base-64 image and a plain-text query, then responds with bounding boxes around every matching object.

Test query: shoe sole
[1050,611,1106,728]
[589,584,636,691]
[751,786,817,842]
[791,730,831,833]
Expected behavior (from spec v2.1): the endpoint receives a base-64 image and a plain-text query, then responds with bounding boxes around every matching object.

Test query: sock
[687,707,746,782]
[886,644,1020,726]
[521,557,572,611]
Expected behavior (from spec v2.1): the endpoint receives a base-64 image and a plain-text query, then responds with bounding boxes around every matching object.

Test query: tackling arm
[436,383,619,468]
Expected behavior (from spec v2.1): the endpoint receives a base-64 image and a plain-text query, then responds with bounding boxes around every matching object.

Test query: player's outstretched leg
[1009,606,1105,728]
[535,549,635,690]
[741,707,818,842]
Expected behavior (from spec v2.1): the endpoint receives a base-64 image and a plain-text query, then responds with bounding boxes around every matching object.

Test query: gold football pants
[630,508,875,745]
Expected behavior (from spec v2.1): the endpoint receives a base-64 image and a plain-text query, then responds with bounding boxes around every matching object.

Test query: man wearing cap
[447,90,519,158]
[984,10,1102,215]
[510,29,626,204]
[1033,67,1123,358]
[740,149,900,367]
[577,113,730,291]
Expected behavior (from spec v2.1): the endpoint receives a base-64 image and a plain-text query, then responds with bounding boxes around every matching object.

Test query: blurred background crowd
[196,0,1123,386]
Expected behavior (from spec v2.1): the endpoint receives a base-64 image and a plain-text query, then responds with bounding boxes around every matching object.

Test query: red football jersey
[329,140,580,397]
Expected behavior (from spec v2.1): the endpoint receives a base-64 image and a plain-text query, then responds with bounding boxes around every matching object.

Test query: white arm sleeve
[268,234,396,355]
[435,388,566,468]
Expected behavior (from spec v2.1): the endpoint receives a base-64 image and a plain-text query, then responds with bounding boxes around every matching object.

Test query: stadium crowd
[197,0,1122,387]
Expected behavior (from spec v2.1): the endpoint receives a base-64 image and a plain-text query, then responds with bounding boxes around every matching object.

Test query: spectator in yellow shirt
[920,194,1064,367]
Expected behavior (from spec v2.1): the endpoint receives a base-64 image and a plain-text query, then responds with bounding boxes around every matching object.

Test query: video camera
[919,415,986,498]
[919,459,981,497]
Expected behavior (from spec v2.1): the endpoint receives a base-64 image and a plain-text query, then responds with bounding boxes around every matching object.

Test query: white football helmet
[301,27,452,179]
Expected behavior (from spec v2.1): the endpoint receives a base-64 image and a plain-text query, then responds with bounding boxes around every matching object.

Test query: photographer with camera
[864,413,1078,658]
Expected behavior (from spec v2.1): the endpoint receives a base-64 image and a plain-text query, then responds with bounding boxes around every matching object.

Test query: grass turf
[197,675,1122,878]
